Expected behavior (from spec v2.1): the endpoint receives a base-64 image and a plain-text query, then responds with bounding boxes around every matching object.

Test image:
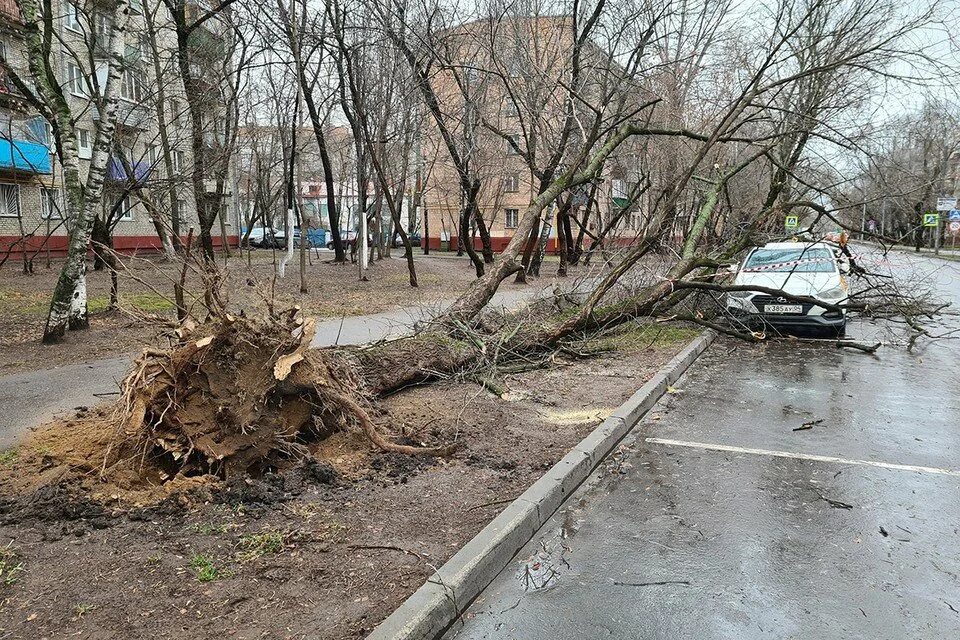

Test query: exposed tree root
[105,311,449,484]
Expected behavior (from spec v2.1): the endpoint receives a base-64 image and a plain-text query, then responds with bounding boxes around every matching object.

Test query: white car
[726,242,849,336]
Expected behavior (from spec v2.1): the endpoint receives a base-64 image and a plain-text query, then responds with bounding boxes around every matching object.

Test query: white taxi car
[726,242,849,336]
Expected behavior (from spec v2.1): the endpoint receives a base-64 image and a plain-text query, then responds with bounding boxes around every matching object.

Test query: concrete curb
[367,330,717,640]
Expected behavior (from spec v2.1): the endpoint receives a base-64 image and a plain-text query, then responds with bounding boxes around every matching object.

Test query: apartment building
[420,15,646,253]
[236,123,413,239]
[0,0,238,259]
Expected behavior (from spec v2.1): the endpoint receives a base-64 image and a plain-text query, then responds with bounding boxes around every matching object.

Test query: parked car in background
[725,241,849,336]
[392,232,422,248]
[245,227,285,249]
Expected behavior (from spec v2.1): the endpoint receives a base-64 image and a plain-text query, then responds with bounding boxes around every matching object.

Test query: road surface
[0,283,553,448]
[447,251,960,639]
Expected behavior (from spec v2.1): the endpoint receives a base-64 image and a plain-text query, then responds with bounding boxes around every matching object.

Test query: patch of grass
[145,553,162,566]
[189,554,221,582]
[126,293,175,313]
[0,290,173,317]
[0,449,17,466]
[73,603,95,618]
[237,530,286,562]
[0,289,48,315]
[583,323,699,354]
[0,543,23,586]
[86,295,111,314]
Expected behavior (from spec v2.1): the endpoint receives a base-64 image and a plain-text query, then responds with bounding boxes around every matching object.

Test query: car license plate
[764,304,802,314]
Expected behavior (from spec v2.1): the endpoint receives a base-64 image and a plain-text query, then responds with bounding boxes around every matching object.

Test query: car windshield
[743,247,836,273]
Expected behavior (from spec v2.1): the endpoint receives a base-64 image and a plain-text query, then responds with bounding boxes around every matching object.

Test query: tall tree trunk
[32,0,130,342]
[423,206,430,255]
[142,0,183,252]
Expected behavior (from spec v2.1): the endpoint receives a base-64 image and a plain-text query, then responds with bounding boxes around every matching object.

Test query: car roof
[756,242,833,250]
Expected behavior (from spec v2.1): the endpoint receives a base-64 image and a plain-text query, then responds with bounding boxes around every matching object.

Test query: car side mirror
[838,260,850,275]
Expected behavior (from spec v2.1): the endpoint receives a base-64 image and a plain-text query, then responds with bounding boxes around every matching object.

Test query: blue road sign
[948,209,960,221]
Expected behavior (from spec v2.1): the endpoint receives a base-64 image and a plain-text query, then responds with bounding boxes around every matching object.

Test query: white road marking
[645,438,960,477]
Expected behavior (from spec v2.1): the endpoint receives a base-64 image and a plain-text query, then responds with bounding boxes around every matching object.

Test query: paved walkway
[0,283,553,448]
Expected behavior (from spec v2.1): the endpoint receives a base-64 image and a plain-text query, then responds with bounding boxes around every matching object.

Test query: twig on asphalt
[814,489,854,510]
[612,580,692,587]
[793,418,824,431]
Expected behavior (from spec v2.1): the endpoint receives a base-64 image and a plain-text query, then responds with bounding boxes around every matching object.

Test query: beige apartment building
[420,15,645,253]
[0,0,237,260]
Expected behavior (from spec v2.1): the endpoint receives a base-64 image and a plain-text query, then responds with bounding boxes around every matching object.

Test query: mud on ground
[0,325,696,639]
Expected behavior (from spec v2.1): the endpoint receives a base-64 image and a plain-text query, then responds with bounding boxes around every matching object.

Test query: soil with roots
[0,311,462,507]
[0,323,695,639]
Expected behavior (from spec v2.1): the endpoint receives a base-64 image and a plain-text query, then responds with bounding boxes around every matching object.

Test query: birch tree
[3,0,132,342]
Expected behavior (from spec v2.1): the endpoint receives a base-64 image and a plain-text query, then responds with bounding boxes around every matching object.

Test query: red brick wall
[0,234,239,258]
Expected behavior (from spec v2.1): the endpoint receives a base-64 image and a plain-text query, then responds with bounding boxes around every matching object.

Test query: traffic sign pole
[935,216,941,255]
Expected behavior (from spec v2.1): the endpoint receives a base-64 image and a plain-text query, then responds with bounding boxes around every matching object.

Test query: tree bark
[30,0,130,342]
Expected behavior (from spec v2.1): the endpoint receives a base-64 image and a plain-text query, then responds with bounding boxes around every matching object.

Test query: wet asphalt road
[447,251,960,639]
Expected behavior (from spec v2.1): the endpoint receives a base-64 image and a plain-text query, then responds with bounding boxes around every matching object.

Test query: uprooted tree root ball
[105,312,450,486]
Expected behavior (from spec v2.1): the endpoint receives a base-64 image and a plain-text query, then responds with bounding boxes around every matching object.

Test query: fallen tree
[18,0,953,496]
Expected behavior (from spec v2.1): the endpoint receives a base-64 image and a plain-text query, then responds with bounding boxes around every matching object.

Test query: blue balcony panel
[0,138,51,174]
[107,157,151,184]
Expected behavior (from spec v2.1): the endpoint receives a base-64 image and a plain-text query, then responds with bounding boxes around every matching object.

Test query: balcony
[0,138,51,174]
[0,70,28,110]
[93,99,153,131]
[107,157,151,184]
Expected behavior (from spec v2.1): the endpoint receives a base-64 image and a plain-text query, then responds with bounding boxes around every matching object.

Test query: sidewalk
[0,283,554,448]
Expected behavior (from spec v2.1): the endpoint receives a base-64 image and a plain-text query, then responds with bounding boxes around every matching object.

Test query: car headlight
[819,286,847,300]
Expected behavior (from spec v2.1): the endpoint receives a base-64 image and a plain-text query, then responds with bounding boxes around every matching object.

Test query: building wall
[0,0,239,257]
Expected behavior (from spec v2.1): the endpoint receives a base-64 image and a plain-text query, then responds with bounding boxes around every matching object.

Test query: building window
[147,143,158,166]
[0,184,19,217]
[172,149,184,173]
[506,134,521,155]
[121,67,144,102]
[174,199,187,225]
[504,208,519,228]
[611,179,628,200]
[112,194,133,221]
[77,128,92,159]
[26,117,50,146]
[169,98,181,126]
[503,173,520,193]
[66,62,86,97]
[40,187,63,219]
[64,2,82,31]
[94,13,111,44]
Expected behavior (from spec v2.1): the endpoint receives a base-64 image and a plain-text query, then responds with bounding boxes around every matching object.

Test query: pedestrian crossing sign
[923,212,939,227]
[785,215,799,229]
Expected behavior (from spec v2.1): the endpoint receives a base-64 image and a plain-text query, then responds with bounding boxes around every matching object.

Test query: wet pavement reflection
[446,250,960,639]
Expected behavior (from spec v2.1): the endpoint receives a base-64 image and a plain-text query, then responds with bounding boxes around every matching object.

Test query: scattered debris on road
[793,418,825,431]
[612,580,692,587]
